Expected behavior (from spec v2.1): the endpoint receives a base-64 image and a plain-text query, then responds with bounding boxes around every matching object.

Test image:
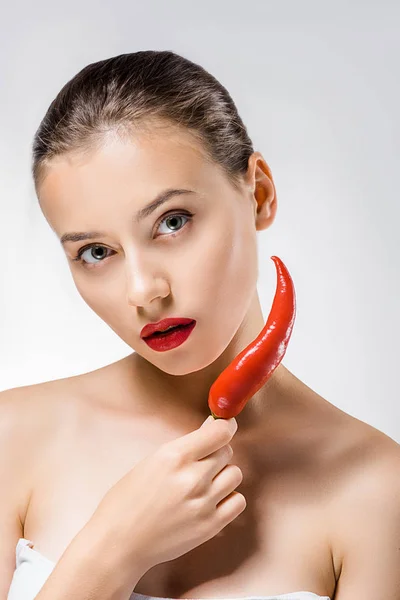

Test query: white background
[1,1,399,442]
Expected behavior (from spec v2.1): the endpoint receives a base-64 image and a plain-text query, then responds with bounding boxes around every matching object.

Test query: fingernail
[228,417,237,431]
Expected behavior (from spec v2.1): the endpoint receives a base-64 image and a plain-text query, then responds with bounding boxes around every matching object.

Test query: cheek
[71,271,117,320]
[75,285,103,315]
[185,217,258,326]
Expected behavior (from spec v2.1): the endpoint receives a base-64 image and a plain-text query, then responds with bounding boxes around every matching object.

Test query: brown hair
[32,50,255,194]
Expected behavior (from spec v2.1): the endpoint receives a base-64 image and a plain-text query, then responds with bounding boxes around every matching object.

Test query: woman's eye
[73,211,193,268]
[74,245,114,267]
[157,212,191,236]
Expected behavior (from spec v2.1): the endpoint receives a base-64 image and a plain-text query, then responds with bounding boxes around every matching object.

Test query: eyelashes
[72,210,194,268]
[72,245,115,266]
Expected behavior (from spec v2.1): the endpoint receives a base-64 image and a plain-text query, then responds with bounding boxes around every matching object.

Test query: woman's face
[38,125,269,377]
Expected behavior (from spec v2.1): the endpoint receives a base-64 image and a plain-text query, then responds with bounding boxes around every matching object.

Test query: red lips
[141,317,196,339]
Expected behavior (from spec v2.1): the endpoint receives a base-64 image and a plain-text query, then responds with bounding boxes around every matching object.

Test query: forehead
[38,126,223,228]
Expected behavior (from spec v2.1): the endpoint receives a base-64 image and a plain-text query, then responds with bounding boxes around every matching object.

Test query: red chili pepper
[208,256,296,419]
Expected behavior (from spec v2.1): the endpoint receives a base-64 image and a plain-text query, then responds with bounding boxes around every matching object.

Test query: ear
[244,151,277,232]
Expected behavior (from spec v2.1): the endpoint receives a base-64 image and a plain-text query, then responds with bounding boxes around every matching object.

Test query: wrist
[78,517,150,595]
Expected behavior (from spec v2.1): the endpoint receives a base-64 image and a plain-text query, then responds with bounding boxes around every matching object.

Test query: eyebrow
[60,188,195,245]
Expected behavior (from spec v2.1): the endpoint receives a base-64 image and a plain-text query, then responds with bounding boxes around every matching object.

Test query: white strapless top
[7,538,331,600]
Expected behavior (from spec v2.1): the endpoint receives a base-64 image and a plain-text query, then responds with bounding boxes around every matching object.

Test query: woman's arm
[34,519,148,600]
[0,391,26,600]
[331,446,400,599]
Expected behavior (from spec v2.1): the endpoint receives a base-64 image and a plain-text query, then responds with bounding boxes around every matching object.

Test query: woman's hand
[89,415,245,576]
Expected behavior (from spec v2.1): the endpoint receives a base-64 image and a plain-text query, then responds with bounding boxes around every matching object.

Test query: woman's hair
[32,50,255,193]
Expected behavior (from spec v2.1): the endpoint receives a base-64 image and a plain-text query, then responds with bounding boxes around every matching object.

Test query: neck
[117,292,292,430]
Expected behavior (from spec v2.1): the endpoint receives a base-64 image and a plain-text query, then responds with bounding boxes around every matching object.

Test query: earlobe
[255,193,277,231]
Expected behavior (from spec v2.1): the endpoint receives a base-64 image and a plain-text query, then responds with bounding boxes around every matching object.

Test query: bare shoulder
[0,362,107,426]
[0,380,63,477]
[0,378,71,441]
[326,408,400,593]
[0,376,84,520]
[0,386,38,528]
[325,402,400,511]
[0,361,122,480]
[0,376,90,597]
[0,355,133,466]
[331,407,400,495]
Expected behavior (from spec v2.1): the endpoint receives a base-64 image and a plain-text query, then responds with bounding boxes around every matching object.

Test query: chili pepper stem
[210,411,223,420]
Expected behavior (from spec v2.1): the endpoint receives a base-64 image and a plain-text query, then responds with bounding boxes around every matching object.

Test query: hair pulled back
[32,50,255,193]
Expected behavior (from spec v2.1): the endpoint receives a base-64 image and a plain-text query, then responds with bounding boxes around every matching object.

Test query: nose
[125,252,170,307]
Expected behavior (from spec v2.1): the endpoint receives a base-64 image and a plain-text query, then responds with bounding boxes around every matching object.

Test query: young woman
[2,50,399,600]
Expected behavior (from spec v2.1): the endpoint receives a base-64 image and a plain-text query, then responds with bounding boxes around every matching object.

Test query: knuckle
[161,444,183,468]
[188,496,207,520]
[181,471,204,498]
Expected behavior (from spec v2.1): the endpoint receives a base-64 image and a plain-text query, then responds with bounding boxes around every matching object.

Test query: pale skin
[1,121,399,600]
